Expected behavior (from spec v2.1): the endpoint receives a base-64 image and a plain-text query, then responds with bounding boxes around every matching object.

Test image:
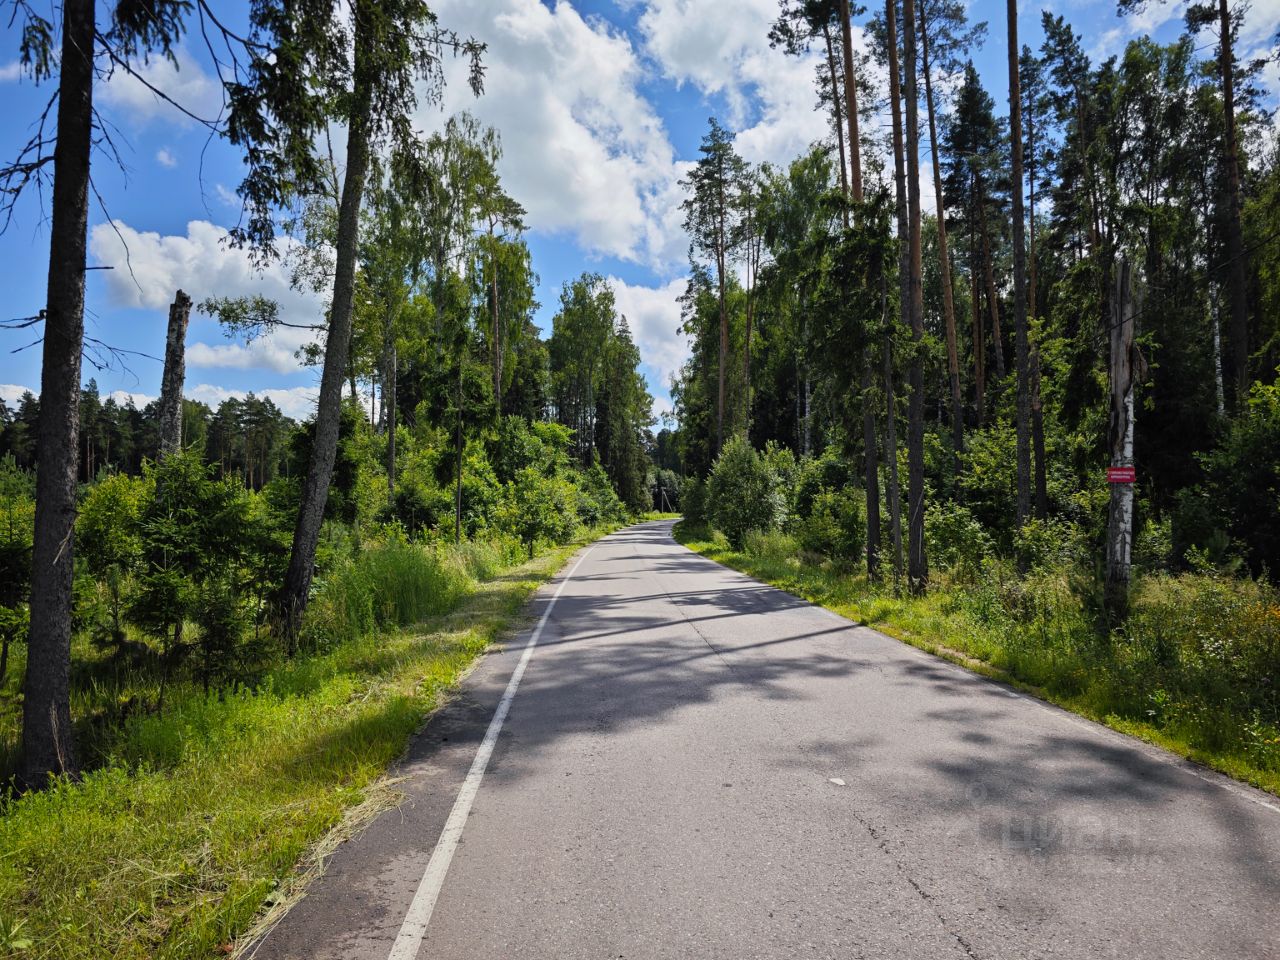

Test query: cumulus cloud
[0,62,21,83]
[637,0,834,168]
[425,0,687,270]
[87,219,325,376]
[99,47,222,125]
[609,274,689,401]
[0,384,34,406]
[185,384,320,421]
[156,147,177,168]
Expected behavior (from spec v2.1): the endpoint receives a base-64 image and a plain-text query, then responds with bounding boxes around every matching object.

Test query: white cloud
[87,218,325,377]
[425,0,687,270]
[99,47,222,125]
[0,62,21,83]
[609,274,689,401]
[107,390,155,407]
[0,384,34,406]
[156,147,177,168]
[186,384,319,421]
[637,0,834,169]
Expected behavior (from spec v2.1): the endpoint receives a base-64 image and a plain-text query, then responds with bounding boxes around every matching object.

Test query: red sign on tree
[1107,466,1136,484]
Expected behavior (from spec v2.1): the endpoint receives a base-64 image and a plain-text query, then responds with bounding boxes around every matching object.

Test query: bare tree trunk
[822,25,850,205]
[279,3,375,647]
[716,212,728,455]
[386,342,397,494]
[980,207,1006,380]
[1217,0,1249,406]
[1028,87,1048,518]
[1007,0,1031,530]
[838,0,863,200]
[1211,284,1226,416]
[883,280,904,580]
[21,0,95,789]
[885,0,907,580]
[918,0,963,463]
[1105,261,1138,621]
[903,0,929,594]
[971,229,986,424]
[862,357,881,579]
[455,356,463,544]
[158,290,192,459]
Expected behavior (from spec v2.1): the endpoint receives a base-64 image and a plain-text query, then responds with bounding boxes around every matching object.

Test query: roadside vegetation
[676,436,1280,798]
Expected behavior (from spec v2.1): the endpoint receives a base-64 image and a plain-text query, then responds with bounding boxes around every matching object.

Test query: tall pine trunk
[158,290,193,458]
[885,0,909,580]
[21,0,95,788]
[279,3,375,646]
[823,25,850,202]
[1105,262,1138,621]
[1027,80,1048,517]
[1007,0,1031,529]
[838,0,863,200]
[902,0,929,593]
[1216,0,1249,405]
[918,0,963,463]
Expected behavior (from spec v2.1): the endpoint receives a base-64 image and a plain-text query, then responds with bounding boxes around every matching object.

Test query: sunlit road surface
[253,520,1280,960]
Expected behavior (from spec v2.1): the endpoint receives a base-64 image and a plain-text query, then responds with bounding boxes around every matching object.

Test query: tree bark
[1007,0,1031,530]
[279,2,375,646]
[971,224,986,423]
[1105,261,1138,622]
[386,341,397,493]
[822,25,850,209]
[1027,72,1048,518]
[158,290,192,459]
[918,0,964,464]
[21,0,95,789]
[838,0,863,200]
[980,204,1006,380]
[1217,0,1249,406]
[861,356,881,579]
[903,0,929,594]
[885,0,908,580]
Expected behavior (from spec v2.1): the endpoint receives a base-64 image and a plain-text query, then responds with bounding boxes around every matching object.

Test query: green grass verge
[674,522,1280,799]
[0,531,608,958]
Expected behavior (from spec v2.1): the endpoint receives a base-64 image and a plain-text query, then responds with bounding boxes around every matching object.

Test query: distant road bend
[255,520,1280,960]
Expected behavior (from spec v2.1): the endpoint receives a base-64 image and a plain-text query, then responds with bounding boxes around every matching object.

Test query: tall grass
[0,529,608,958]
[676,522,1280,796]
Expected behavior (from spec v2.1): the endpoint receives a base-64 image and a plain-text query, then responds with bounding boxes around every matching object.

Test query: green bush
[796,487,865,563]
[706,437,785,549]
[792,448,852,520]
[925,502,994,579]
[681,476,708,526]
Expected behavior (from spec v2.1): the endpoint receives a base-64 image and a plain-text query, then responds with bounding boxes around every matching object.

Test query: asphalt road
[252,520,1280,960]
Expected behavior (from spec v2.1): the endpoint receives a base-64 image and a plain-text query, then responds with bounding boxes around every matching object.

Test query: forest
[0,0,1277,953]
[671,0,1280,797]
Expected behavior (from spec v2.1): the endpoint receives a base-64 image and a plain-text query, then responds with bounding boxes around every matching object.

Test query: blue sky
[1,0,1275,423]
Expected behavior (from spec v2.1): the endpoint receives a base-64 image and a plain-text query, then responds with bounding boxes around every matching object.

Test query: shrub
[496,468,579,558]
[796,487,865,563]
[682,476,708,527]
[792,447,852,521]
[1014,516,1086,572]
[925,502,994,579]
[706,437,785,549]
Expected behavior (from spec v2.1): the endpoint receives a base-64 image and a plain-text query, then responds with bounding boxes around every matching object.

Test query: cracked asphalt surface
[253,520,1280,960]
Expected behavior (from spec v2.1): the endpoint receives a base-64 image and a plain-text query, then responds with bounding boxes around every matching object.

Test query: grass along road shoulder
[674,522,1280,799]
[0,530,612,959]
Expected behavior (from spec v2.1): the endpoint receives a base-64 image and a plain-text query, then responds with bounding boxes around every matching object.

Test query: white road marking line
[387,546,595,960]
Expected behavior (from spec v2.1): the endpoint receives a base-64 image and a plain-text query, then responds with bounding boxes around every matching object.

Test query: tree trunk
[279,3,375,647]
[1211,284,1226,416]
[903,0,929,594]
[918,0,963,463]
[862,357,881,580]
[21,0,95,789]
[822,25,850,207]
[883,279,904,580]
[158,290,192,458]
[980,205,1006,380]
[838,0,863,200]
[1007,0,1031,530]
[1105,261,1138,622]
[971,226,986,423]
[885,0,907,579]
[1217,0,1249,406]
[455,357,463,544]
[1027,81,1048,518]
[716,230,728,455]
[386,342,397,494]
